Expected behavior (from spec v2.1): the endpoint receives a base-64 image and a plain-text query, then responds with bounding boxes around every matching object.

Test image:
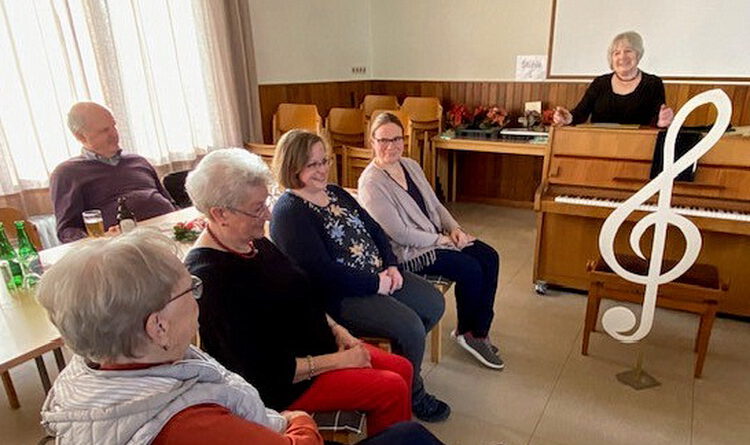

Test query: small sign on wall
[516,55,547,80]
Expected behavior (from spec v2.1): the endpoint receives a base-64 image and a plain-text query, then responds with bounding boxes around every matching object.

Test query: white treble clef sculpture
[598,89,732,343]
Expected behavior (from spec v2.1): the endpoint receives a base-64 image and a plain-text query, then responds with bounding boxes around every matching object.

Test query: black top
[403,164,430,220]
[184,237,337,410]
[270,184,398,314]
[570,72,666,126]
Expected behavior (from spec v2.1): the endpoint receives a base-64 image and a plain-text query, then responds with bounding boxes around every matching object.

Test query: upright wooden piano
[534,126,750,316]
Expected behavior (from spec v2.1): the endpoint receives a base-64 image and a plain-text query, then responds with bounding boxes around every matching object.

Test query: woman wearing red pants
[184,148,411,435]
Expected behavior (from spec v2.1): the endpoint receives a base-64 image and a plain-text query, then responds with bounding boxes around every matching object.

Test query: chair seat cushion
[311,410,366,434]
[594,255,719,289]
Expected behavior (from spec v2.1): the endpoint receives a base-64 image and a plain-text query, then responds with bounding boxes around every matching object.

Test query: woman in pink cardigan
[358,112,504,370]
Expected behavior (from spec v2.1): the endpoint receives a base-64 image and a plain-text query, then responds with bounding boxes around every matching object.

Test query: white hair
[36,229,184,362]
[608,31,644,69]
[185,148,272,218]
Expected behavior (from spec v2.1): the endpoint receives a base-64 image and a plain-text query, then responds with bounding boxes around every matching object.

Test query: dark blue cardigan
[270,184,398,313]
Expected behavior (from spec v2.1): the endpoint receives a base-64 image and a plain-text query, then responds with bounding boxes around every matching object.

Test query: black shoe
[413,393,451,422]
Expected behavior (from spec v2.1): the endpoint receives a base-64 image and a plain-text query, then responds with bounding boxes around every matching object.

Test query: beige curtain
[0,0,261,216]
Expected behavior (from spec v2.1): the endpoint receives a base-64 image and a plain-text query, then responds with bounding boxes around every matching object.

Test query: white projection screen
[548,0,750,80]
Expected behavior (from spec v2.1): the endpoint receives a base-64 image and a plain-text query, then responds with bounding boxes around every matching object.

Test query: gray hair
[67,102,110,135]
[608,31,644,69]
[185,148,272,217]
[36,229,184,362]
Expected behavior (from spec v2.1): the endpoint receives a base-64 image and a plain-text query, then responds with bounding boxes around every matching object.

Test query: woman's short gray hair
[608,31,644,69]
[185,148,272,217]
[36,229,184,362]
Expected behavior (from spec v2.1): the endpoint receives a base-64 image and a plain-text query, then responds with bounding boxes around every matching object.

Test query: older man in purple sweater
[50,102,176,243]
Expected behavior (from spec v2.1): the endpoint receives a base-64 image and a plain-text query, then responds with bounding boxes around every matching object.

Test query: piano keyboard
[554,195,750,222]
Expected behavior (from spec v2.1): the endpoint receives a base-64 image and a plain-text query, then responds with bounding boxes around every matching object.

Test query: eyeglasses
[304,157,331,170]
[166,275,203,305]
[373,136,404,146]
[227,196,272,219]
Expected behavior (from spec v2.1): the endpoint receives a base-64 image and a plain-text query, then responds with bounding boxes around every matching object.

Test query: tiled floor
[2,204,749,444]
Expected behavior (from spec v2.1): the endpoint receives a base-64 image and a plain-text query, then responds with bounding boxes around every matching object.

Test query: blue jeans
[420,239,499,338]
[334,271,445,404]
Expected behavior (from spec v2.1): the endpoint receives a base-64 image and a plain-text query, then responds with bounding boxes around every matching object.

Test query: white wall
[550,0,750,78]
[370,0,552,81]
[248,0,371,84]
[249,0,554,84]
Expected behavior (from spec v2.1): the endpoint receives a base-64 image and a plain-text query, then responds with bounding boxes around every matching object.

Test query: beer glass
[82,209,105,237]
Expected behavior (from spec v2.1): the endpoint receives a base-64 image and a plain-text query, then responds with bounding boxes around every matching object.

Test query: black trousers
[419,239,500,337]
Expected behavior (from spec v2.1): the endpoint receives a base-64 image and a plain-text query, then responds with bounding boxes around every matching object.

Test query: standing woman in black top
[553,31,674,127]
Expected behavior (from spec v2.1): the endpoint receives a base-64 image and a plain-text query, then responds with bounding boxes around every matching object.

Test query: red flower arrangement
[173,217,207,242]
[446,104,508,130]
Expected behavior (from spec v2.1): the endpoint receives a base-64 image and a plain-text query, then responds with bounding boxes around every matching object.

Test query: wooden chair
[422,275,454,364]
[0,207,42,250]
[361,276,453,364]
[584,255,727,378]
[326,108,365,184]
[361,95,399,121]
[272,103,323,143]
[400,97,443,171]
[244,142,276,167]
[341,145,373,189]
[367,109,413,158]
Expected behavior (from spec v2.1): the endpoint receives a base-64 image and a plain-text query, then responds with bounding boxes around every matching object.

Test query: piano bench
[584,255,728,378]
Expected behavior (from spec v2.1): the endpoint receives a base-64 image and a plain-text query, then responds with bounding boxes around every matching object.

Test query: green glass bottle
[0,222,22,289]
[14,221,42,287]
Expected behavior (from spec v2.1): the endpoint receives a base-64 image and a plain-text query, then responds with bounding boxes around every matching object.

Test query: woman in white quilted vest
[37,229,322,445]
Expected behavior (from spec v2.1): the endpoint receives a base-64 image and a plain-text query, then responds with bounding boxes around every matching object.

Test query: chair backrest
[326,108,365,148]
[273,103,322,143]
[360,95,399,119]
[399,97,443,167]
[162,170,192,209]
[400,97,443,125]
[342,145,374,188]
[0,207,42,250]
[244,142,276,167]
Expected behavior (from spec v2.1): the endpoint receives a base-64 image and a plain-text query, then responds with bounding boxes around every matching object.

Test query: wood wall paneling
[259,80,750,204]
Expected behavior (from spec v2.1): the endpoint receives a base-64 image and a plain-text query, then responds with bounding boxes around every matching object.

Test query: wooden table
[1,207,201,409]
[428,137,548,207]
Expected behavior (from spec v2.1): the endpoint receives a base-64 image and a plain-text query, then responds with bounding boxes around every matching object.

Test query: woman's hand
[437,234,455,247]
[553,106,573,126]
[281,410,312,422]
[377,270,393,295]
[385,266,403,293]
[336,343,371,369]
[332,324,361,351]
[450,227,476,249]
[657,104,674,128]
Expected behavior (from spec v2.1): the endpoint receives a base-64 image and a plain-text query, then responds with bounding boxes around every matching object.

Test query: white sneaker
[452,329,504,370]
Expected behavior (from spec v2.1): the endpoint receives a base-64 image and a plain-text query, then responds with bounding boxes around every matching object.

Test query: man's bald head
[67,102,120,158]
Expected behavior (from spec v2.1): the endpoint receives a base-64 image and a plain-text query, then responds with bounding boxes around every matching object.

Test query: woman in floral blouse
[271,130,450,423]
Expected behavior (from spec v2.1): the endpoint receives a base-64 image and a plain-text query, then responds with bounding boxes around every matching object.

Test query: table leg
[450,151,457,202]
[2,371,20,409]
[35,356,52,394]
[53,347,66,371]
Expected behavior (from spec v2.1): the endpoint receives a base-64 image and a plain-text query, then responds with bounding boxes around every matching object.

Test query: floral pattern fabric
[304,189,383,274]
